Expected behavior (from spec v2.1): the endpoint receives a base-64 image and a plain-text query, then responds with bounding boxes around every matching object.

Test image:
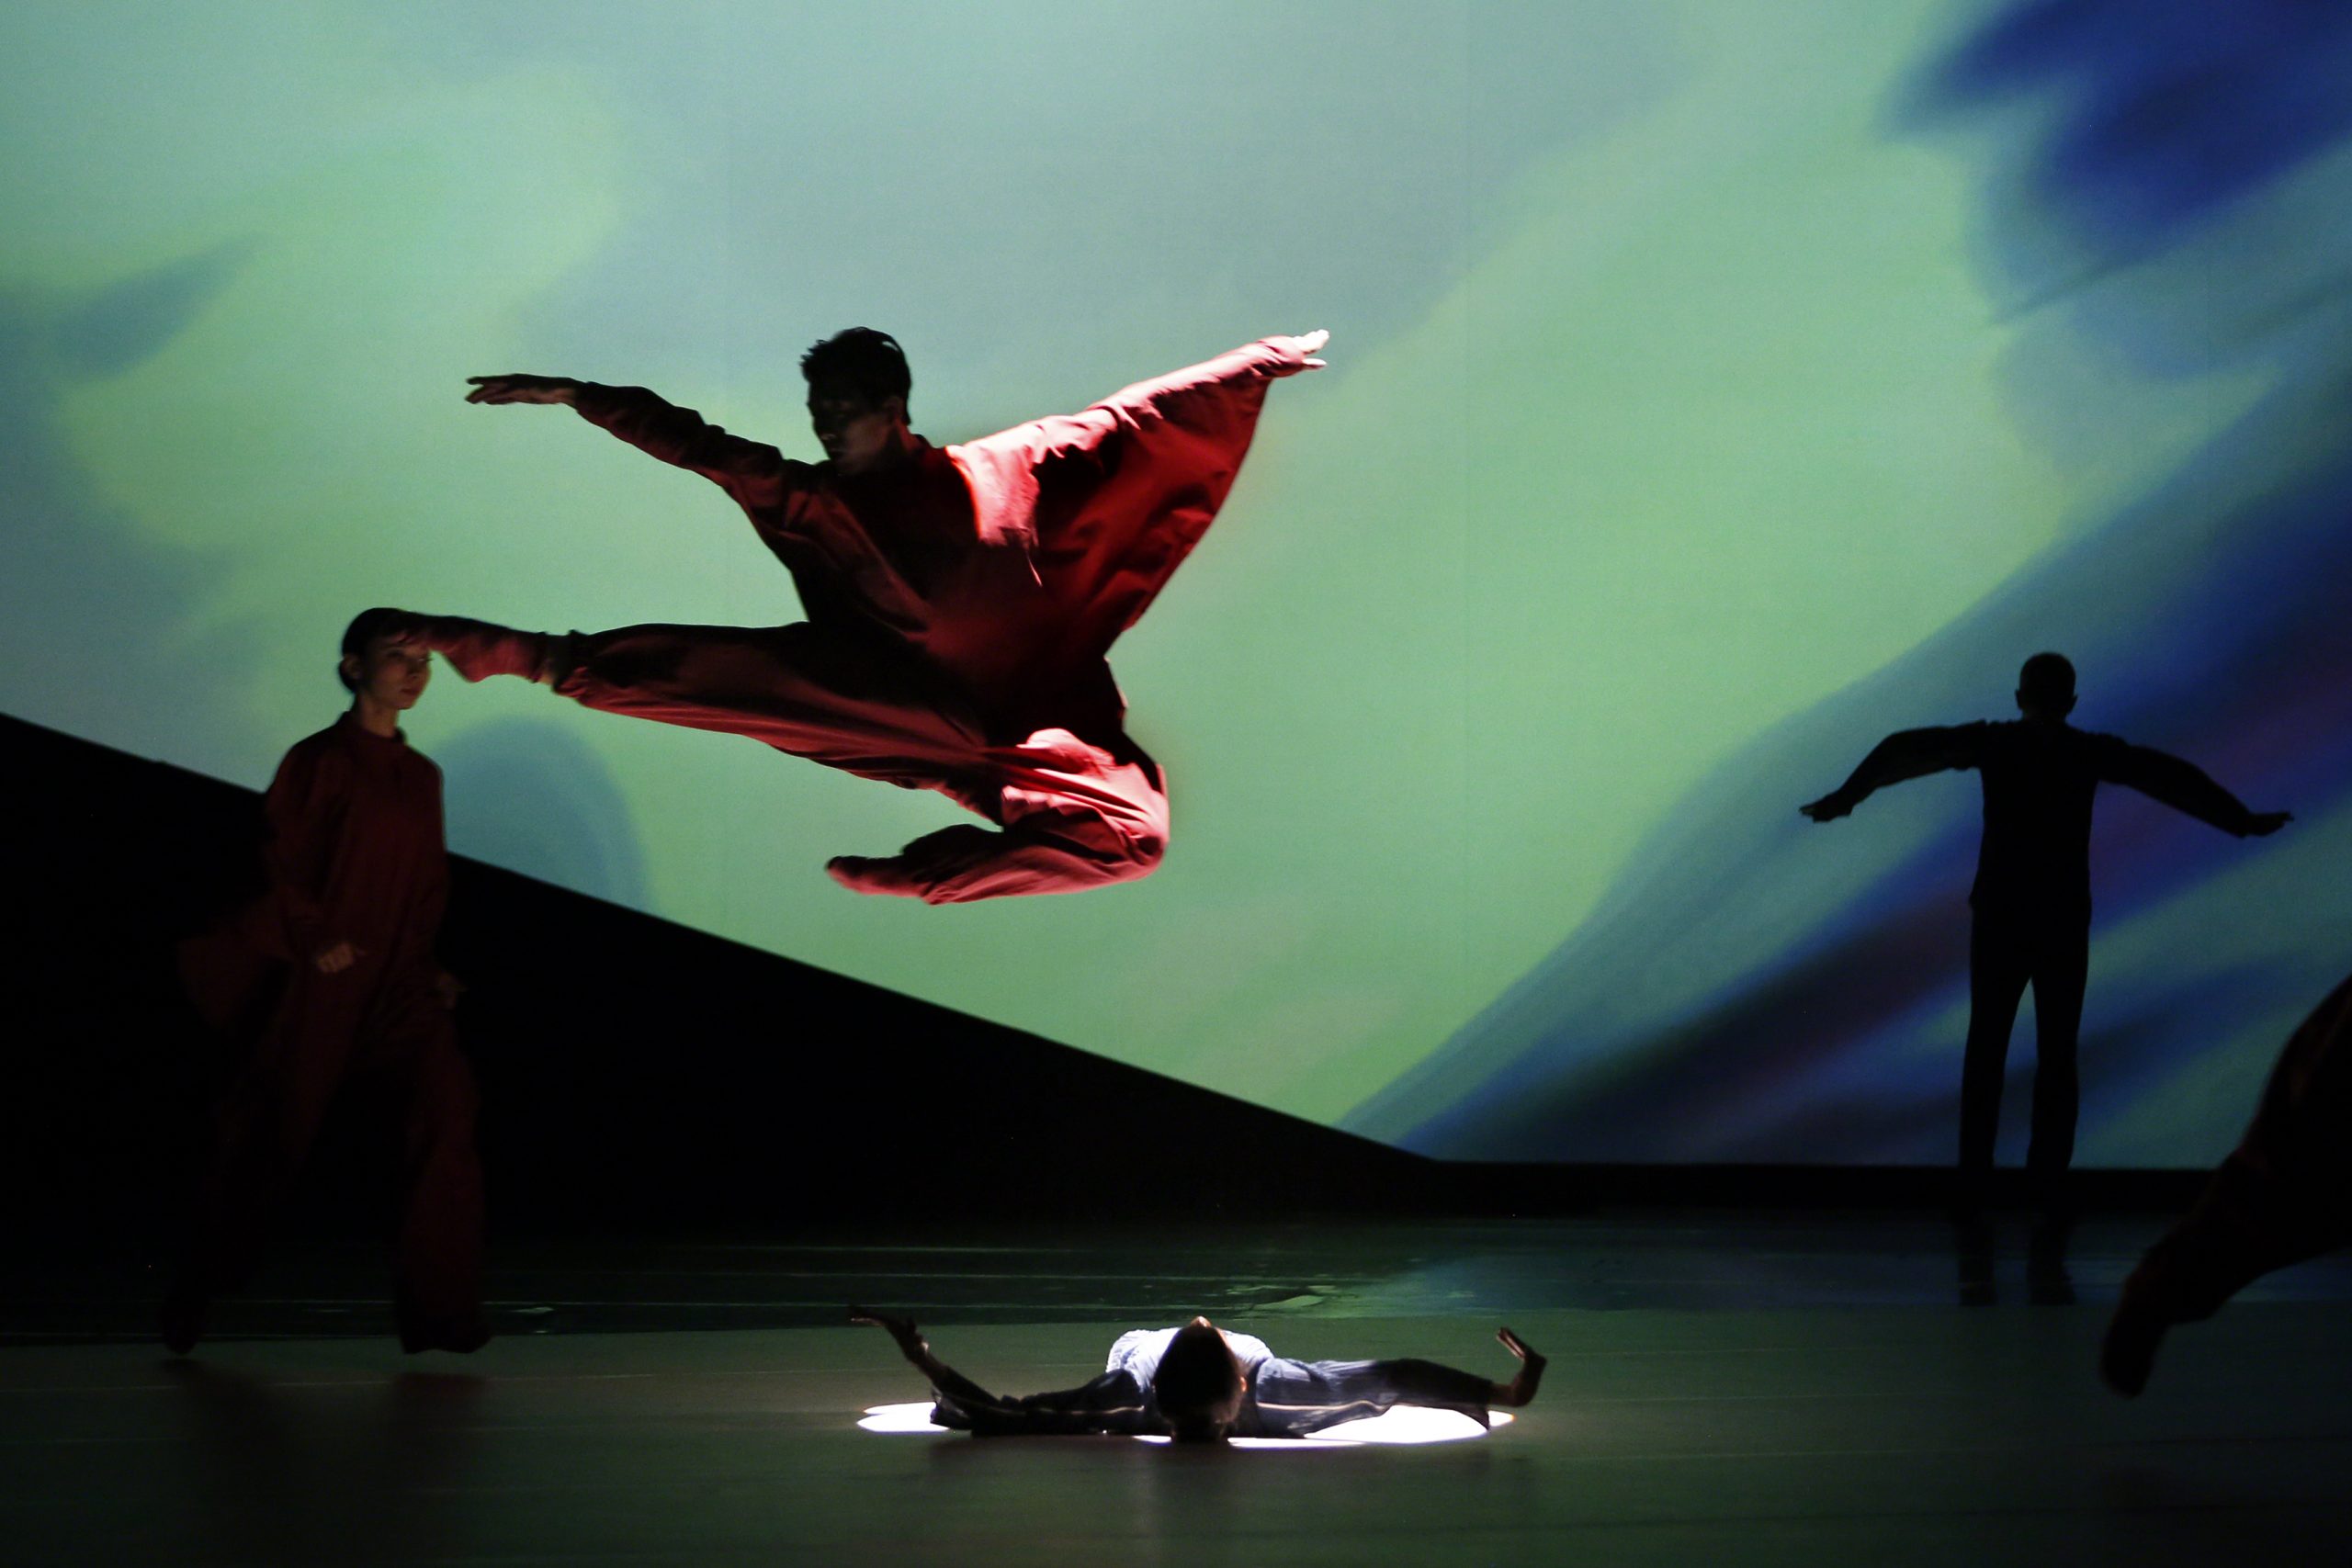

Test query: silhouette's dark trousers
[1962,913,2087,1190]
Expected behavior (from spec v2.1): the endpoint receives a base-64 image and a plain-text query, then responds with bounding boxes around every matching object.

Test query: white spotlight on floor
[858,1403,1510,1446]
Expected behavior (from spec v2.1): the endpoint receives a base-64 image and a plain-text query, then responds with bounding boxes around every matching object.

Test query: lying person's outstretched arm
[1491,1325,1544,1407]
[851,1305,987,1402]
[850,1306,1151,1436]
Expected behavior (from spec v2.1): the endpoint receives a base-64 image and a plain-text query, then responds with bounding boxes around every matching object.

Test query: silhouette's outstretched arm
[1801,725,1979,821]
[2100,743,2291,837]
[465,373,787,497]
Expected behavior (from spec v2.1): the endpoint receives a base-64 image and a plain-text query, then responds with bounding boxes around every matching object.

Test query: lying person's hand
[1493,1325,1545,1407]
[850,1305,931,1364]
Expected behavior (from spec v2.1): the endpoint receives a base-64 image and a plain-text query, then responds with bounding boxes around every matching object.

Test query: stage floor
[6,1213,2350,1565]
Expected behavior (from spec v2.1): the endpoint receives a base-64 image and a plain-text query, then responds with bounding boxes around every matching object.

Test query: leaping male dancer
[406,327,1327,902]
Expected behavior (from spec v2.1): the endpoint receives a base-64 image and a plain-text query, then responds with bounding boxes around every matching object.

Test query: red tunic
[529,339,1306,901]
[185,715,448,1033]
[571,336,1305,739]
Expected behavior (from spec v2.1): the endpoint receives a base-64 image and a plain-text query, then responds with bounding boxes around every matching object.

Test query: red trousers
[2124,971,2352,1321]
[431,616,1170,903]
[186,960,483,1334]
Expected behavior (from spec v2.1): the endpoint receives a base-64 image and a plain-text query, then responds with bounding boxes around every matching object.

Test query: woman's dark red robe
[178,715,483,1348]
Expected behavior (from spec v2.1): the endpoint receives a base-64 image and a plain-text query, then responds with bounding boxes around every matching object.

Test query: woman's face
[347,633,431,710]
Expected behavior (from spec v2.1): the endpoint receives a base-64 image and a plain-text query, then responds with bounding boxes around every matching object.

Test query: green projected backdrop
[9,0,2350,1165]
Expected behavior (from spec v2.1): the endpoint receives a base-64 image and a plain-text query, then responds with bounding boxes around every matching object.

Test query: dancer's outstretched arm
[851,1306,1008,1411]
[1307,1326,1545,1428]
[1490,1325,1546,1407]
[464,373,580,407]
[2098,742,2290,838]
[1802,725,1981,821]
[466,373,788,496]
[1046,329,1329,454]
[850,1306,1150,1435]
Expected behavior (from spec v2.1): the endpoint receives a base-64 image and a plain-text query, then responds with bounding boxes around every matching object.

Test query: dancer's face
[808,384,905,475]
[345,633,431,712]
[2015,685,2076,722]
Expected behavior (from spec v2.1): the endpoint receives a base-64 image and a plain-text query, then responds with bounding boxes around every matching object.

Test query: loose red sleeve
[947,337,1305,667]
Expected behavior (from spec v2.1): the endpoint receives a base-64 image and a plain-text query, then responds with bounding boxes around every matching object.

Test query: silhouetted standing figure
[164,610,487,1355]
[852,1309,1544,1440]
[1802,654,2289,1204]
[407,327,1328,903]
[2103,967,2352,1396]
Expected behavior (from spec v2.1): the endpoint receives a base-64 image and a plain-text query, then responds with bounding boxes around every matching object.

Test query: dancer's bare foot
[536,632,580,688]
[1494,1325,1545,1407]
[828,855,924,897]
[393,613,555,684]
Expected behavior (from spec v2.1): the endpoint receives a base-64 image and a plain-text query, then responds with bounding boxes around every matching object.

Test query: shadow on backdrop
[436,718,650,908]
[0,249,266,771]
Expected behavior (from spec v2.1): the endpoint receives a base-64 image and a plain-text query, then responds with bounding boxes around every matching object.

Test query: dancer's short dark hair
[2018,651,2075,701]
[800,327,911,411]
[1151,1323,1248,1442]
[339,607,413,693]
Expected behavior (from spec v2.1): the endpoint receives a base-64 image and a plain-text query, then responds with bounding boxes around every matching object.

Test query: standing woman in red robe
[165,610,487,1354]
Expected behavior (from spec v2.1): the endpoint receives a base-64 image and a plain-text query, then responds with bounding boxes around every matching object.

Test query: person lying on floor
[851,1307,1544,1440]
